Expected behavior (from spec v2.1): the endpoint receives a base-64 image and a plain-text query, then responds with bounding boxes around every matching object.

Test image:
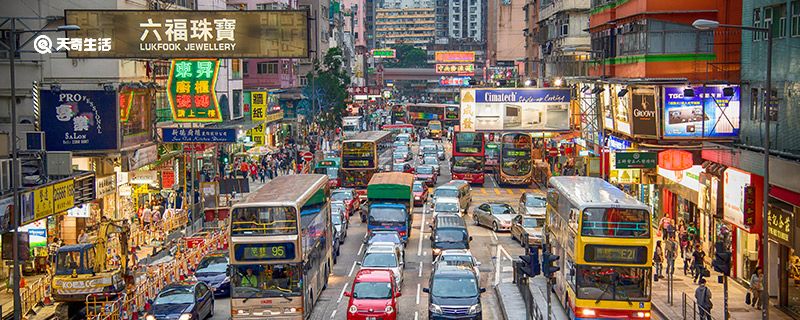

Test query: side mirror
[343,291,351,297]
[476,262,482,267]
[395,291,402,297]
[356,261,362,266]
[480,288,487,293]
[147,298,154,305]
[422,288,430,293]
[469,236,473,242]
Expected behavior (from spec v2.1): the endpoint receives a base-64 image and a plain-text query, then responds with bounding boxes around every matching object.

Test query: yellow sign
[34,186,54,221]
[251,92,267,121]
[265,111,285,124]
[53,180,75,214]
[247,122,266,146]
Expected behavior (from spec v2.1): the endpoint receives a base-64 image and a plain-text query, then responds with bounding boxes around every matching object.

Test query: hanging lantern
[658,150,693,171]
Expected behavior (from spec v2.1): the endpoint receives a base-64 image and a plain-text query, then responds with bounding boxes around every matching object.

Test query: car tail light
[579,308,596,317]
[632,311,651,318]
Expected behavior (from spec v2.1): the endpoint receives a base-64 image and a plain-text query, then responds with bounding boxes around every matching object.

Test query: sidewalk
[651,252,795,320]
[0,274,52,319]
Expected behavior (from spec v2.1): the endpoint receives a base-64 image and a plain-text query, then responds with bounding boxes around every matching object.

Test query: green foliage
[385,44,429,68]
[302,47,351,130]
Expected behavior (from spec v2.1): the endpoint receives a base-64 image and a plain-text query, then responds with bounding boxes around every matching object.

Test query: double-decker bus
[228,174,333,319]
[546,176,653,320]
[451,132,485,184]
[340,131,394,195]
[314,157,340,187]
[485,142,500,172]
[407,103,459,127]
[497,133,533,185]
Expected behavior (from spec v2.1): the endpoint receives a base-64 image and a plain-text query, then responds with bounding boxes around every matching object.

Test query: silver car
[472,202,517,232]
[519,193,547,216]
[359,245,404,288]
[436,144,445,160]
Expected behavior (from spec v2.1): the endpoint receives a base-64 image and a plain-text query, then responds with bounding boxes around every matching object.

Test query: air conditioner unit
[21,131,45,151]
[46,151,73,177]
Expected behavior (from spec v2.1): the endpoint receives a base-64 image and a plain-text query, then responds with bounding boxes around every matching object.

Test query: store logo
[633,109,656,118]
[33,35,112,55]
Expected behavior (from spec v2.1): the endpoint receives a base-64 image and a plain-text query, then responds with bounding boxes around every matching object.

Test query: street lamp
[692,18,772,320]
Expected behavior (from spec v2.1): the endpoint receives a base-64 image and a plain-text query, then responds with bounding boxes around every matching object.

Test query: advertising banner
[0,197,11,234]
[96,175,116,198]
[251,92,267,121]
[439,76,471,87]
[371,49,396,58]
[723,167,751,229]
[53,180,75,214]
[631,87,658,137]
[436,64,475,75]
[663,86,741,138]
[162,128,237,143]
[613,87,631,136]
[167,59,223,122]
[18,220,47,249]
[65,10,309,59]
[601,88,615,131]
[459,88,571,132]
[40,89,119,151]
[247,122,266,146]
[434,51,475,63]
[615,152,657,169]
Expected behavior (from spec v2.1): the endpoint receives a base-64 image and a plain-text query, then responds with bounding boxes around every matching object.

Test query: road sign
[301,151,313,162]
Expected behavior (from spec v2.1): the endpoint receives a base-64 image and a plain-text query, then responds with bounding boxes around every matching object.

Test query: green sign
[167,59,223,123]
[615,152,657,169]
[372,48,396,58]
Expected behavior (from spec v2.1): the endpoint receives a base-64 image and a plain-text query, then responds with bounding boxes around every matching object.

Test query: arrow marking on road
[330,310,337,319]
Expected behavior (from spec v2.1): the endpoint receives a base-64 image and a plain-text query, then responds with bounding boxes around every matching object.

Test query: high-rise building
[535,0,591,83]
[448,0,484,41]
[375,7,436,48]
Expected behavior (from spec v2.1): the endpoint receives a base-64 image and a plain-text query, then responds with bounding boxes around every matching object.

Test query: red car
[345,269,401,320]
[412,181,428,207]
[332,188,360,217]
[414,165,437,187]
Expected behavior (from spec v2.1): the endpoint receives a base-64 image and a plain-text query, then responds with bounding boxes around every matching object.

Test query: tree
[300,47,351,130]
[385,44,428,68]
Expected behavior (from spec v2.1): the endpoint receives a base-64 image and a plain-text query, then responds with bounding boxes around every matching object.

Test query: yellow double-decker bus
[546,176,653,320]
[228,174,333,319]
[340,131,393,195]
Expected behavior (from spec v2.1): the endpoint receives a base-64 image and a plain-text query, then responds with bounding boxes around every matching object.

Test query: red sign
[301,151,313,162]
[162,170,175,189]
[658,150,693,171]
[744,185,756,227]
[435,51,476,63]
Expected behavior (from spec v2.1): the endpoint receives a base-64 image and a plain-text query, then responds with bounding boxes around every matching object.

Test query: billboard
[167,59,222,122]
[459,88,571,132]
[371,49,396,58]
[630,87,658,137]
[436,64,475,75]
[65,10,309,59]
[40,89,119,151]
[162,128,237,143]
[663,86,741,138]
[435,51,475,63]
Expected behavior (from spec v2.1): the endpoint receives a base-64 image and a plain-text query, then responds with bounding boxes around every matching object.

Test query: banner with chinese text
[251,92,267,121]
[167,59,223,122]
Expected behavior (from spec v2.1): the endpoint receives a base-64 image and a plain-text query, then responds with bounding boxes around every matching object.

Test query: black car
[194,252,230,297]
[423,265,485,319]
[430,215,471,258]
[146,281,214,320]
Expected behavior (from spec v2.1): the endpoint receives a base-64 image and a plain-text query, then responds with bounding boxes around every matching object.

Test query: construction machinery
[51,219,131,319]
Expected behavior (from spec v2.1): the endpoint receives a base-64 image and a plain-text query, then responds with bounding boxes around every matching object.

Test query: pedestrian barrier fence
[18,276,49,317]
[681,292,721,320]
[86,293,126,320]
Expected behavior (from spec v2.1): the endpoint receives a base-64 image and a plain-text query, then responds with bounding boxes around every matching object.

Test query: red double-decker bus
[451,132,485,184]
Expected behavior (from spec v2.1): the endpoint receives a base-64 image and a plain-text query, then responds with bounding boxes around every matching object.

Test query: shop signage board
[129,171,158,185]
[64,10,309,59]
[605,135,632,151]
[723,167,751,230]
[662,86,741,138]
[40,89,119,152]
[251,92,267,121]
[435,51,475,63]
[439,76,471,87]
[347,87,381,95]
[371,48,396,58]
[630,87,659,137]
[18,219,47,249]
[265,110,284,124]
[601,85,616,131]
[20,187,52,225]
[162,170,176,189]
[167,59,223,123]
[658,150,694,171]
[247,122,266,146]
[96,175,117,198]
[128,145,158,171]
[615,152,657,169]
[436,63,475,75]
[459,88,571,132]
[768,205,793,246]
[744,185,756,227]
[67,204,90,218]
[162,128,237,143]
[614,91,632,136]
[657,165,702,192]
[52,180,75,214]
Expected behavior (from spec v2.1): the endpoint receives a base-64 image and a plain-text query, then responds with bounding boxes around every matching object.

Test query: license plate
[366,317,378,320]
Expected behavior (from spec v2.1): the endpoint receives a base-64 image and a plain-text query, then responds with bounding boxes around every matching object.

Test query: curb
[494,284,512,320]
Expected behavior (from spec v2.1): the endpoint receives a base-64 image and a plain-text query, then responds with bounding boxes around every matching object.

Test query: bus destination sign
[584,245,647,264]
[234,242,296,261]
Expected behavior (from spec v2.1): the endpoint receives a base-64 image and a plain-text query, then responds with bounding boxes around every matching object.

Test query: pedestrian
[142,206,153,230]
[78,230,89,244]
[679,221,689,259]
[749,268,763,310]
[692,245,707,283]
[695,278,713,320]
[259,167,266,183]
[666,234,678,276]
[48,237,62,265]
[659,215,672,241]
[653,240,664,279]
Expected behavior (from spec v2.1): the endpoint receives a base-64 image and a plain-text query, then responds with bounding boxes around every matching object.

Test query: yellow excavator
[51,217,131,319]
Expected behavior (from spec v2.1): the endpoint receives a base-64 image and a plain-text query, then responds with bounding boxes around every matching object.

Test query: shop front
[657,165,708,246]
[720,167,764,283]
[766,185,800,316]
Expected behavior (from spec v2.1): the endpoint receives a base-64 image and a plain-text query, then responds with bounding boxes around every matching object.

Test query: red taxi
[345,269,400,320]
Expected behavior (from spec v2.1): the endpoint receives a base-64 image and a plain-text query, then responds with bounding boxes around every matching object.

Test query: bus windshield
[452,156,483,173]
[501,149,532,176]
[342,142,375,168]
[429,122,442,131]
[454,133,482,154]
[581,208,650,238]
[576,266,650,302]
[231,206,297,236]
[231,264,302,299]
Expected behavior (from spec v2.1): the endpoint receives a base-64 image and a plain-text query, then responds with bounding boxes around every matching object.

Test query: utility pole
[8,17,23,320]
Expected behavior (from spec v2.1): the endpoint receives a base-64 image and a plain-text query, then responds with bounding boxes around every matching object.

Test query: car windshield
[429,123,442,130]
[417,166,433,174]
[424,157,437,164]
[490,204,515,215]
[369,232,402,244]
[353,282,393,299]
[441,255,474,267]
[581,208,650,238]
[231,206,297,236]
[393,164,406,171]
[393,152,405,159]
[525,196,546,207]
[331,203,346,213]
[435,189,458,198]
[154,288,195,305]
[362,252,398,268]
[331,191,354,201]
[435,202,460,213]
[412,183,424,192]
[331,213,343,226]
[522,217,544,228]
[231,264,302,298]
[435,229,467,242]
[369,207,407,224]
[396,146,409,153]
[431,276,478,298]
[576,266,650,302]
[196,256,228,273]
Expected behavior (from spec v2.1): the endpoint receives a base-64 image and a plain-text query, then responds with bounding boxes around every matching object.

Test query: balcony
[539,0,590,21]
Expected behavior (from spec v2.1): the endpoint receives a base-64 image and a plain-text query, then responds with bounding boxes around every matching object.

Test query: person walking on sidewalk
[695,278,713,320]
[653,240,664,279]
[666,234,678,276]
[693,245,707,283]
[750,268,764,310]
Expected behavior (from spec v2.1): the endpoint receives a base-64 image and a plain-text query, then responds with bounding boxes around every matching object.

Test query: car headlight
[145,315,156,320]
[468,303,482,314]
[429,303,443,314]
[385,305,395,314]
[349,305,358,314]
[179,314,192,320]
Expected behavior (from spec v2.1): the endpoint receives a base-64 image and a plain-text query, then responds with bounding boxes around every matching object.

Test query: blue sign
[605,135,632,151]
[162,128,237,143]
[663,86,741,138]
[474,88,571,103]
[40,90,119,151]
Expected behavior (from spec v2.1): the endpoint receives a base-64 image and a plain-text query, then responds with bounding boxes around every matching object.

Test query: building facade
[374,7,437,48]
[536,0,591,83]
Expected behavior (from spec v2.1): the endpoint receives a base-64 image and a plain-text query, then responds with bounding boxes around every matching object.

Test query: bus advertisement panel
[407,104,459,127]
[459,88,571,132]
[452,132,485,184]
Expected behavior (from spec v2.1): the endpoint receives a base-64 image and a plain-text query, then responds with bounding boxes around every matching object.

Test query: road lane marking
[423,251,427,256]
[337,283,350,303]
[330,310,337,319]
[494,245,501,286]
[415,311,419,320]
[506,189,514,195]
[348,261,357,277]
[491,231,498,241]
[493,188,501,195]
[498,244,514,261]
[357,242,364,256]
[417,208,426,257]
[419,261,424,277]
[416,284,421,304]
[480,188,487,194]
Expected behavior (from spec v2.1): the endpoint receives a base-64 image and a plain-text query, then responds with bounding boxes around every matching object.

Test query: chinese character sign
[247,122,267,146]
[162,128,237,143]
[251,92,267,121]
[40,89,119,151]
[167,59,223,123]
[436,64,475,75]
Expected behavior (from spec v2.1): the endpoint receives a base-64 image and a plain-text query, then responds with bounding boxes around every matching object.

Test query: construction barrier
[18,275,49,317]
[86,293,126,320]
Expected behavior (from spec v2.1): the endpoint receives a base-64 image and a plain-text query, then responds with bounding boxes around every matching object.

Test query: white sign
[657,165,703,192]
[34,35,112,54]
[128,145,158,170]
[723,168,751,229]
[129,171,158,185]
[459,88,571,132]
[95,175,117,198]
[67,204,90,218]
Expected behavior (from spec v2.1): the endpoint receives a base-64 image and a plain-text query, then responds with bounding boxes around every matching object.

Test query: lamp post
[693,18,772,320]
[0,17,79,320]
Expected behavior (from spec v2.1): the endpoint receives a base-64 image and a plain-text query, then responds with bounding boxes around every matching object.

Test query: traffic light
[518,248,540,277]
[712,240,732,276]
[219,151,229,164]
[542,245,560,277]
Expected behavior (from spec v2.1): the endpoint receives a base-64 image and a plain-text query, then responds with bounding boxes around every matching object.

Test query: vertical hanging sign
[167,59,223,122]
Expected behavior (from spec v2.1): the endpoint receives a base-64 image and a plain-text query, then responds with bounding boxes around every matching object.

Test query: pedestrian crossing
[475,187,540,195]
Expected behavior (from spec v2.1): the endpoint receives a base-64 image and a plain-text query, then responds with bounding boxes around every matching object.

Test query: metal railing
[681,291,721,320]
[513,260,543,320]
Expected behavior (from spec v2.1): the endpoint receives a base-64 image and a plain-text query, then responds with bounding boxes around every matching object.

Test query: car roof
[333,188,354,192]
[366,245,398,253]
[434,198,460,204]
[371,230,400,235]
[355,269,394,282]
[435,215,467,227]
[433,265,478,277]
[440,249,472,256]
[201,251,228,259]
[161,282,197,291]
[370,241,399,248]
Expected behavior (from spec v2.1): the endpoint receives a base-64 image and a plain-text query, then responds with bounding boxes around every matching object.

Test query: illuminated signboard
[439,76,472,87]
[662,86,741,138]
[584,245,648,264]
[234,243,296,261]
[371,48,396,58]
[504,150,530,157]
[436,64,475,75]
[435,51,476,63]
[167,59,223,122]
[460,88,572,132]
[65,10,309,59]
[343,159,372,168]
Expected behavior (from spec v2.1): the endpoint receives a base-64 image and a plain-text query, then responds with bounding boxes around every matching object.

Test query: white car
[359,244,404,288]
[431,198,462,218]
[433,249,481,282]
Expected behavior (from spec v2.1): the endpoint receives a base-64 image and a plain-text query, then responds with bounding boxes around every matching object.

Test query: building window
[232,90,242,119]
[300,76,309,86]
[764,7,773,39]
[257,62,278,74]
[754,8,762,41]
[792,1,800,36]
[232,59,242,79]
[774,4,787,38]
[750,88,760,121]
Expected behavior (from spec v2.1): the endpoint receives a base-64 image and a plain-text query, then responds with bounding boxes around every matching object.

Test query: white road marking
[491,231,498,241]
[498,244,514,261]
[418,261,423,277]
[329,310,337,319]
[348,261,357,277]
[337,282,350,303]
[415,311,419,320]
[416,283,421,304]
[494,245,501,286]
[357,242,364,256]
[423,251,427,256]
[417,208,426,256]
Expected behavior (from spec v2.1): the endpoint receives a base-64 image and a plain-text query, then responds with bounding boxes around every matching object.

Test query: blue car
[146,281,214,320]
[194,252,230,297]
